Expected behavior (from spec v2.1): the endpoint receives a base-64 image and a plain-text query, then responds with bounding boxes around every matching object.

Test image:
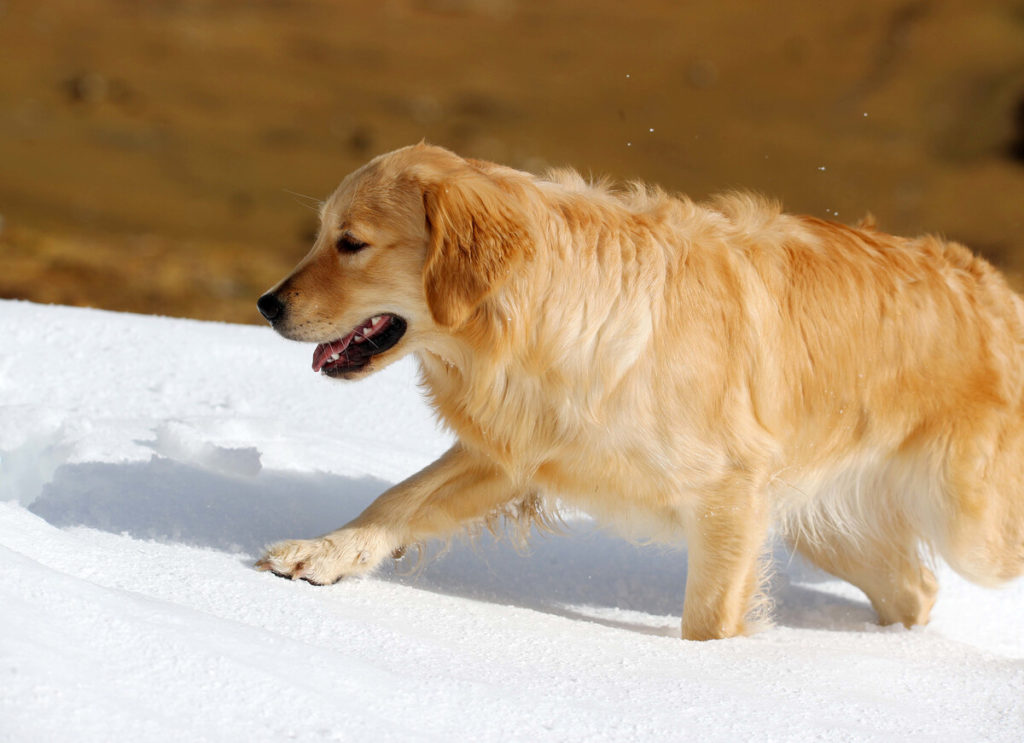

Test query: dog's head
[257,143,534,379]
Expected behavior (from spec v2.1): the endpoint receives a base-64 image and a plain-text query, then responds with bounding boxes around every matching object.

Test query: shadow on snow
[28,454,876,635]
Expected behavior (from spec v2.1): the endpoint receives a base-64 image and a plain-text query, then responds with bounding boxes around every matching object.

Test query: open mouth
[312,314,407,376]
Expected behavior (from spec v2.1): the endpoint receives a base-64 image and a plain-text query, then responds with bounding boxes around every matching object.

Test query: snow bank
[0,300,1021,742]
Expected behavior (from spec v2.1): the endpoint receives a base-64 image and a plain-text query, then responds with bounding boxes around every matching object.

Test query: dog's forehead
[319,158,421,229]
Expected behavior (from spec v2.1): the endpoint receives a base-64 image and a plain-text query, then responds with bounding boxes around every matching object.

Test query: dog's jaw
[312,313,408,377]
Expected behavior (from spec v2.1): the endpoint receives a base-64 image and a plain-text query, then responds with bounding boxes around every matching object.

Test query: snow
[1,299,1022,742]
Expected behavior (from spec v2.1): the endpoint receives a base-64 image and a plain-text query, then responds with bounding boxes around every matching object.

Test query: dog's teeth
[329,353,340,361]
[371,315,381,324]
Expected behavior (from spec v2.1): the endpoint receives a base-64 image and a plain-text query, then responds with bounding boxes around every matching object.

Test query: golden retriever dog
[256,142,1024,640]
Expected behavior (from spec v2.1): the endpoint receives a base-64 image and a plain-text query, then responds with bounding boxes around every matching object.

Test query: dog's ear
[422,170,533,328]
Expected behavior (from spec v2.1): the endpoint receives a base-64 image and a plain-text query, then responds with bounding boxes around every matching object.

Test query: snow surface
[1,299,1022,742]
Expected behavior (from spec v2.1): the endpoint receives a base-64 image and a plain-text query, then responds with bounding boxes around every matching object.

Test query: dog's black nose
[257,292,284,322]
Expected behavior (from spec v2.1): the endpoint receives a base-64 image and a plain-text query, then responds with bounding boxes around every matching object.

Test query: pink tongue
[312,332,356,372]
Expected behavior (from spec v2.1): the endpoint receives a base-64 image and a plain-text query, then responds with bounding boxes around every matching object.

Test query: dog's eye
[336,233,368,254]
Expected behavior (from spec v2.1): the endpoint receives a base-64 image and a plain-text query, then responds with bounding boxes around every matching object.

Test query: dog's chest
[423,351,721,499]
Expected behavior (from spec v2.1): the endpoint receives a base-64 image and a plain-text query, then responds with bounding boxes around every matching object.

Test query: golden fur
[256,143,1024,640]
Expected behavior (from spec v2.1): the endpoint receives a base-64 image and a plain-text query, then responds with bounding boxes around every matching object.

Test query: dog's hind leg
[787,516,938,628]
[786,483,937,630]
[256,444,529,584]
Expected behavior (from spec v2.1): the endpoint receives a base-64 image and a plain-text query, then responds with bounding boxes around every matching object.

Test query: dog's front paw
[255,526,393,585]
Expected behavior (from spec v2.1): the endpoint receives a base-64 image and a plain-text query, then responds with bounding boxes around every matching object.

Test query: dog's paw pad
[256,540,332,583]
[256,528,393,585]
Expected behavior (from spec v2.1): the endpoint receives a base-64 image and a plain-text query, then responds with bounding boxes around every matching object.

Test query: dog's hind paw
[256,526,393,585]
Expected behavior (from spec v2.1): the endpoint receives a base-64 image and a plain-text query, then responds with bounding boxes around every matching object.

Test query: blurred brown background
[2,0,1023,324]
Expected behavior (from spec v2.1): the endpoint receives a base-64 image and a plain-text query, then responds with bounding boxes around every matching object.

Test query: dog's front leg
[681,483,771,640]
[256,444,523,585]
